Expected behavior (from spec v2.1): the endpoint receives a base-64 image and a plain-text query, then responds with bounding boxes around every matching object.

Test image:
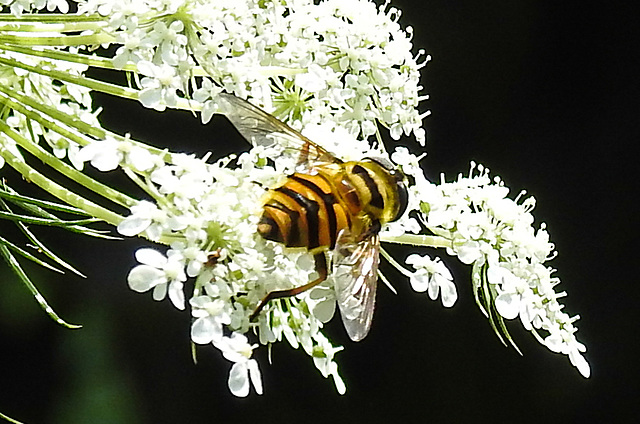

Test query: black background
[1,0,637,422]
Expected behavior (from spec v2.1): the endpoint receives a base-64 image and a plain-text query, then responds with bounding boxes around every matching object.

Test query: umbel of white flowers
[0,0,588,398]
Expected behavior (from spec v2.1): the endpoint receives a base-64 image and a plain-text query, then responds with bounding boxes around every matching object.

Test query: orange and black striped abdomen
[258,171,353,251]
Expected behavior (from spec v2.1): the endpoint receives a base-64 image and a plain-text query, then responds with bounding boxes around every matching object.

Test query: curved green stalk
[380,247,413,277]
[0,20,106,33]
[0,55,199,111]
[0,128,125,227]
[0,55,139,100]
[0,32,115,47]
[0,13,105,23]
[0,118,135,209]
[0,210,97,227]
[0,409,26,424]
[0,85,107,141]
[380,233,451,248]
[0,78,173,162]
[0,243,82,329]
[0,42,137,71]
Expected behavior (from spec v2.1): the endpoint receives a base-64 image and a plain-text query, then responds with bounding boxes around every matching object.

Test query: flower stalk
[0,123,125,225]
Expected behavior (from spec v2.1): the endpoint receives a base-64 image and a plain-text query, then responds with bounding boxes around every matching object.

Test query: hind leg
[249,253,328,321]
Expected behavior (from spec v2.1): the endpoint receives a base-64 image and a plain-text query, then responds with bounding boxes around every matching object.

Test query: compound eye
[392,178,409,222]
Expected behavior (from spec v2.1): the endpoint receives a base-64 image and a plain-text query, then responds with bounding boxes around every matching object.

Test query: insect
[217,93,408,341]
[204,248,222,268]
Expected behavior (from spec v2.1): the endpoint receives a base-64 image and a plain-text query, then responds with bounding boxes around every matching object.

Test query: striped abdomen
[257,169,352,252]
[257,160,405,252]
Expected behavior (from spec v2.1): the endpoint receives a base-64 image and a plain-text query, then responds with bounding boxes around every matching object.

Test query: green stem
[0,83,172,162]
[0,243,81,329]
[0,20,106,33]
[0,32,115,47]
[0,13,105,23]
[1,42,211,77]
[0,210,97,226]
[380,233,451,248]
[121,167,172,210]
[0,86,106,144]
[0,54,139,101]
[0,54,199,111]
[0,42,137,72]
[0,96,136,208]
[11,129,135,209]
[0,409,26,424]
[0,127,125,227]
[380,247,413,278]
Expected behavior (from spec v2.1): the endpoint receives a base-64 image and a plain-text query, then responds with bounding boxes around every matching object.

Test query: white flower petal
[570,350,591,378]
[544,333,563,353]
[410,273,429,293]
[440,279,458,308]
[117,215,152,236]
[135,248,167,267]
[312,298,336,323]
[152,282,168,301]
[247,359,263,395]
[495,292,520,320]
[228,362,250,397]
[127,265,164,292]
[427,278,439,300]
[191,316,222,345]
[457,241,482,264]
[168,280,185,310]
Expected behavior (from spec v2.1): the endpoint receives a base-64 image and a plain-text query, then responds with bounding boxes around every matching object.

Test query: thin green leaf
[0,186,92,215]
[478,264,508,347]
[0,410,26,424]
[0,234,64,274]
[0,197,86,277]
[18,204,118,238]
[472,261,489,318]
[478,263,523,354]
[0,210,99,227]
[0,244,81,329]
[1,186,120,240]
[494,311,523,355]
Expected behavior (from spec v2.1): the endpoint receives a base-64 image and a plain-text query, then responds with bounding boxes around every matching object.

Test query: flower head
[0,0,589,397]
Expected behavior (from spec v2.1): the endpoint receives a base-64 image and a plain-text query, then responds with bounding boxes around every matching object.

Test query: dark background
[1,0,637,422]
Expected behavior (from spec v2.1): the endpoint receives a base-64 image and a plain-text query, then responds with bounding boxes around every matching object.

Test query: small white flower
[215,333,263,397]
[124,144,156,172]
[77,137,123,172]
[190,295,231,345]
[127,248,187,310]
[137,61,181,111]
[117,200,168,239]
[311,334,346,395]
[406,254,457,307]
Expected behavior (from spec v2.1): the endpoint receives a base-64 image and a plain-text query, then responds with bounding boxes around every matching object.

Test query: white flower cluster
[389,155,590,378]
[116,145,348,395]
[0,0,68,16]
[1,0,590,396]
[77,0,428,144]
[0,49,98,169]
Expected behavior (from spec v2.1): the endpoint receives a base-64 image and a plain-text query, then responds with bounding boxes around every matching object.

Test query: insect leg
[249,253,328,321]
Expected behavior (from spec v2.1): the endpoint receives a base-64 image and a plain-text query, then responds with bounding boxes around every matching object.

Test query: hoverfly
[216,93,408,341]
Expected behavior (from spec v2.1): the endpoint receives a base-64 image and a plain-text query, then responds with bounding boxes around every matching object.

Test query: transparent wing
[216,93,342,169]
[332,230,379,342]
